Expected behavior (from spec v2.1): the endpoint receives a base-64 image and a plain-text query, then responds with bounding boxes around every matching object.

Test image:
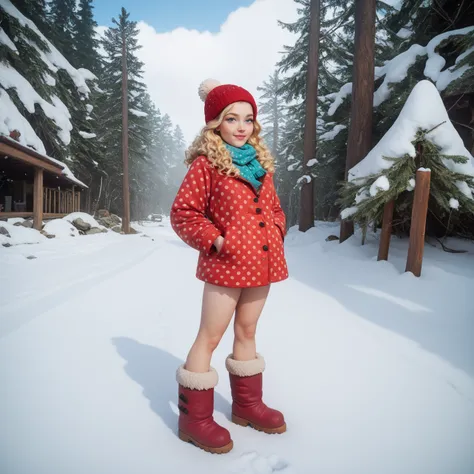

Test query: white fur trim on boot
[176,365,218,390]
[225,353,265,377]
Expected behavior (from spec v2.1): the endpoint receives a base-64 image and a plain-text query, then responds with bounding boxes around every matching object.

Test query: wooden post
[299,0,320,232]
[406,170,431,277]
[121,17,131,234]
[340,0,376,243]
[33,168,43,230]
[377,200,395,261]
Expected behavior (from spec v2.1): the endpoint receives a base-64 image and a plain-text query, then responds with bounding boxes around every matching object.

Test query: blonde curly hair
[185,103,275,175]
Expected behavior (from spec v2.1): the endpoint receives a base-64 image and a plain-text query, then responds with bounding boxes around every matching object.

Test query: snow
[407,178,416,192]
[78,131,97,139]
[436,45,474,92]
[130,108,148,118]
[0,221,46,246]
[340,206,358,219]
[320,124,346,141]
[449,198,460,210]
[0,89,47,154]
[0,63,73,146]
[0,0,97,94]
[62,212,102,229]
[424,26,474,83]
[326,83,352,116]
[297,175,311,184]
[455,181,473,199]
[306,159,318,167]
[349,81,474,183]
[86,104,94,113]
[42,219,80,238]
[374,45,426,107]
[0,27,17,52]
[369,175,390,196]
[326,27,474,114]
[43,73,56,86]
[396,27,412,39]
[355,188,370,204]
[0,219,473,473]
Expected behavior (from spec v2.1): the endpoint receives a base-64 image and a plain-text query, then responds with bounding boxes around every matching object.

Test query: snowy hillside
[0,0,95,155]
[1,218,473,474]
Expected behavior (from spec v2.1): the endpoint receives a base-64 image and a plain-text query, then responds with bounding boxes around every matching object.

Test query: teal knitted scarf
[225,143,266,190]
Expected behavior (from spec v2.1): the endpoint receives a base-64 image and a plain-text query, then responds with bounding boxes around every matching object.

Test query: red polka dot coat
[170,155,289,288]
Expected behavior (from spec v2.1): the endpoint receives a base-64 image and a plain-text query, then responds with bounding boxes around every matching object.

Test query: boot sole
[231,413,287,434]
[178,430,233,454]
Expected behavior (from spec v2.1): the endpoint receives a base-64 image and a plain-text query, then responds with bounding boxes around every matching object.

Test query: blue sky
[93,0,255,32]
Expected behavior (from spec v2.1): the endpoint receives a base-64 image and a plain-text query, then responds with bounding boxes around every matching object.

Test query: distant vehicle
[148,213,163,222]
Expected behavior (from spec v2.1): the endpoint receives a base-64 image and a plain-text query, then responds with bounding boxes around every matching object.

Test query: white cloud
[116,0,299,143]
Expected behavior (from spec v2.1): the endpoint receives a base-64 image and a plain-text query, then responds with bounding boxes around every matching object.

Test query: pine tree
[72,0,102,75]
[257,70,285,156]
[48,0,76,59]
[97,8,152,218]
[10,0,49,36]
[276,0,397,221]
[339,81,474,238]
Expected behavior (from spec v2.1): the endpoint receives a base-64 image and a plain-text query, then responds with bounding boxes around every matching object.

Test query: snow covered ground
[1,218,473,474]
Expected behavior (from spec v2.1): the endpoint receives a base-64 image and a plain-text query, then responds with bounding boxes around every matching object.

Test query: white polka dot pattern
[170,155,289,288]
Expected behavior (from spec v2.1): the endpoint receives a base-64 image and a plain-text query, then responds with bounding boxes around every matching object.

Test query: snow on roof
[348,80,474,185]
[0,135,87,188]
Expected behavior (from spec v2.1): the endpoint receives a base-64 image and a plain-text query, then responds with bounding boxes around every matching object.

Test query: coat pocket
[274,220,285,242]
[217,226,240,259]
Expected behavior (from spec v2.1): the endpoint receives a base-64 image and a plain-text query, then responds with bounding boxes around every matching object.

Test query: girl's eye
[246,119,254,123]
[226,118,235,123]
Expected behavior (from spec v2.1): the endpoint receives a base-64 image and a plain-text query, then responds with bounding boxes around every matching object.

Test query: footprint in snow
[229,452,295,474]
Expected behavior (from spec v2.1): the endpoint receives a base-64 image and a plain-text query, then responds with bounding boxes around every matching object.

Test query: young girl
[170,79,289,454]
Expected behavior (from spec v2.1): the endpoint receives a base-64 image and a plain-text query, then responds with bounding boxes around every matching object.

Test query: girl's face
[217,102,254,147]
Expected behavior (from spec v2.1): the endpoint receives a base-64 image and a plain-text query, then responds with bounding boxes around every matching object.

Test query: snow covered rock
[43,219,79,238]
[72,218,91,232]
[85,228,105,235]
[0,226,11,238]
[99,214,122,229]
[0,222,46,246]
[20,220,33,229]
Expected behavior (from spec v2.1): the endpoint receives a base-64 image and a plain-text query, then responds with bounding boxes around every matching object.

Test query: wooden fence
[43,187,81,214]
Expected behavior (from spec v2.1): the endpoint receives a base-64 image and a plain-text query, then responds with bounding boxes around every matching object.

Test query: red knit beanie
[198,79,258,124]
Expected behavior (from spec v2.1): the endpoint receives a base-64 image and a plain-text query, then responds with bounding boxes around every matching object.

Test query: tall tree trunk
[121,27,131,233]
[340,0,376,242]
[299,0,320,232]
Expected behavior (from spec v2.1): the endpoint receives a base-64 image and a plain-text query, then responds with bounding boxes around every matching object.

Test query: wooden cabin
[0,135,87,230]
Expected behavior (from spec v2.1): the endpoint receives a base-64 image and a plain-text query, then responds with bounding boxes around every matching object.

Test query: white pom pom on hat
[198,78,221,102]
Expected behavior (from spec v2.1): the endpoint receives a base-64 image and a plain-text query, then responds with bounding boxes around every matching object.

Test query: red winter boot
[176,365,233,454]
[226,354,286,434]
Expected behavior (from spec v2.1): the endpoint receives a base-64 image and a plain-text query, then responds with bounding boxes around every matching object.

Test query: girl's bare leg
[185,283,242,372]
[232,285,270,360]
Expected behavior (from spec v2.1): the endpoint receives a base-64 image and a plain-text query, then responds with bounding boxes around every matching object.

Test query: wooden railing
[43,187,81,214]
